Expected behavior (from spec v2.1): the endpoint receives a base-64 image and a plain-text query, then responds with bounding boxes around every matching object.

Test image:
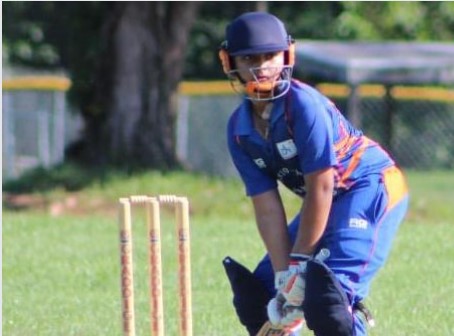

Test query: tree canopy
[3,1,454,170]
[5,2,454,80]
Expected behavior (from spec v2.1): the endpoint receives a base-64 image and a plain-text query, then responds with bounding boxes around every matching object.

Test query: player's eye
[240,55,253,62]
[265,52,279,60]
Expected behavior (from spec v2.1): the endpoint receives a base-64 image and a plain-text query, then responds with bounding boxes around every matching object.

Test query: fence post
[384,85,395,153]
[37,110,51,168]
[3,92,17,179]
[176,95,190,164]
[52,90,66,164]
[347,84,362,128]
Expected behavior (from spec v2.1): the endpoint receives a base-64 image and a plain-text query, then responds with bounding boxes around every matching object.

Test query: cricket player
[219,12,409,336]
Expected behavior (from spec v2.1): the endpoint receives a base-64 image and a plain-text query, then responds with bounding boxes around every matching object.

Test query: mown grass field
[2,169,454,335]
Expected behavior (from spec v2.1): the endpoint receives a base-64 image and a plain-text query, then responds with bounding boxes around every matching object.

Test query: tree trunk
[83,2,200,169]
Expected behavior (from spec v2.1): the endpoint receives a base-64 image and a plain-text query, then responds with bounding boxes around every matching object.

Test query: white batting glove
[281,248,331,307]
[267,265,308,328]
[274,270,291,292]
[268,249,330,328]
[267,298,305,333]
[267,270,293,325]
[267,270,290,325]
[267,294,285,325]
[280,254,310,306]
[280,302,305,327]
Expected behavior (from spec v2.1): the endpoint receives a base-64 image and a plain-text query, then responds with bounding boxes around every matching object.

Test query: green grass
[3,169,454,335]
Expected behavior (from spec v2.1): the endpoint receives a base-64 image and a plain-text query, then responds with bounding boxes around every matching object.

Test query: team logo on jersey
[254,158,267,168]
[276,139,297,160]
[349,218,368,229]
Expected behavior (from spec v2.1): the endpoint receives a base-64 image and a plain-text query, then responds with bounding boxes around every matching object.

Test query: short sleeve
[227,114,277,196]
[290,90,337,174]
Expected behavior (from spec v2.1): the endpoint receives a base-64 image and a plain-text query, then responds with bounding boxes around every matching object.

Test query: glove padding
[266,293,285,325]
[267,249,331,328]
[267,296,305,333]
[280,254,310,307]
[279,249,330,307]
[280,303,305,327]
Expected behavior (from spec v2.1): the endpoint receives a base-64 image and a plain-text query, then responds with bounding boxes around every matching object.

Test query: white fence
[2,77,82,181]
[176,92,241,177]
[3,78,453,182]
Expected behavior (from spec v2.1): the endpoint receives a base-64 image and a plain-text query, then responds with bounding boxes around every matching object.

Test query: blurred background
[3,3,454,336]
[3,1,454,181]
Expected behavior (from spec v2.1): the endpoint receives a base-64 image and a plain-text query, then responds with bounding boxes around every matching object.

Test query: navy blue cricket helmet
[225,12,291,56]
[219,12,295,101]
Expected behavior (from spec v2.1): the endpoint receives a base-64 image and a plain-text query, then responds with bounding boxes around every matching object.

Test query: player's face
[234,51,285,83]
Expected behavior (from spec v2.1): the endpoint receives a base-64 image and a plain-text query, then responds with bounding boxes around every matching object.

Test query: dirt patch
[3,192,118,218]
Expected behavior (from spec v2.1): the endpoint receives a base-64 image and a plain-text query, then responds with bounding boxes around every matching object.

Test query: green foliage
[3,1,108,110]
[271,2,343,39]
[184,2,249,79]
[3,2,453,170]
[4,2,453,82]
[3,2,106,69]
[2,2,59,67]
[332,2,454,40]
[186,2,454,78]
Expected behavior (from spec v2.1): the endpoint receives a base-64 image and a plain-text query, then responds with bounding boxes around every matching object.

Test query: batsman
[219,12,409,335]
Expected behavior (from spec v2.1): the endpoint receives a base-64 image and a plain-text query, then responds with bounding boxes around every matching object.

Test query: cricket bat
[256,321,289,336]
[256,319,304,336]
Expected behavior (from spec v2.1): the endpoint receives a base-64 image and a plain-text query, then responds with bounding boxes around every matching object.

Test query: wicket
[118,195,192,336]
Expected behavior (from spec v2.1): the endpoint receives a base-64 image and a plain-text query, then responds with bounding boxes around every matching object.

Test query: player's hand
[267,266,306,327]
[281,248,331,306]
[267,269,295,323]
[280,302,305,329]
[267,297,305,333]
[279,253,310,306]
[267,249,331,327]
[266,293,286,325]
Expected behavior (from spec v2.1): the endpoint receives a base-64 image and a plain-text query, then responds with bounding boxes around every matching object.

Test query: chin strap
[245,81,275,100]
[227,65,293,101]
[246,81,275,93]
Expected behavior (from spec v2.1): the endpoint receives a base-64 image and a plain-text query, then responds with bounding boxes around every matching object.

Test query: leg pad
[303,259,353,336]
[223,257,272,336]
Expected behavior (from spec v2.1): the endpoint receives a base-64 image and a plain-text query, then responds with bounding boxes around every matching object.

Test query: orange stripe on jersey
[334,137,349,152]
[335,136,359,161]
[383,166,408,211]
[338,137,369,188]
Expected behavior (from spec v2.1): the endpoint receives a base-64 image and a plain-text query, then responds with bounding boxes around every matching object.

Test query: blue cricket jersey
[227,80,395,197]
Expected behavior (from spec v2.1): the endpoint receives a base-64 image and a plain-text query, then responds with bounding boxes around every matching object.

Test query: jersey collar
[233,97,285,136]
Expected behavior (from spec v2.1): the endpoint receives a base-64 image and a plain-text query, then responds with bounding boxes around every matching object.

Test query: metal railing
[3,77,453,181]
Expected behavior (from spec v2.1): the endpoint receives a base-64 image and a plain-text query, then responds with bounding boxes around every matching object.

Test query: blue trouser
[253,169,409,335]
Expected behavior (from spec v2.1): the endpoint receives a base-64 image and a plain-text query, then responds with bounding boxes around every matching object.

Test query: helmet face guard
[219,12,295,102]
[226,65,293,101]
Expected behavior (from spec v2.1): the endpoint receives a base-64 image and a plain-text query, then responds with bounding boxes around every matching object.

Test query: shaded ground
[3,192,115,217]
[3,164,140,217]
